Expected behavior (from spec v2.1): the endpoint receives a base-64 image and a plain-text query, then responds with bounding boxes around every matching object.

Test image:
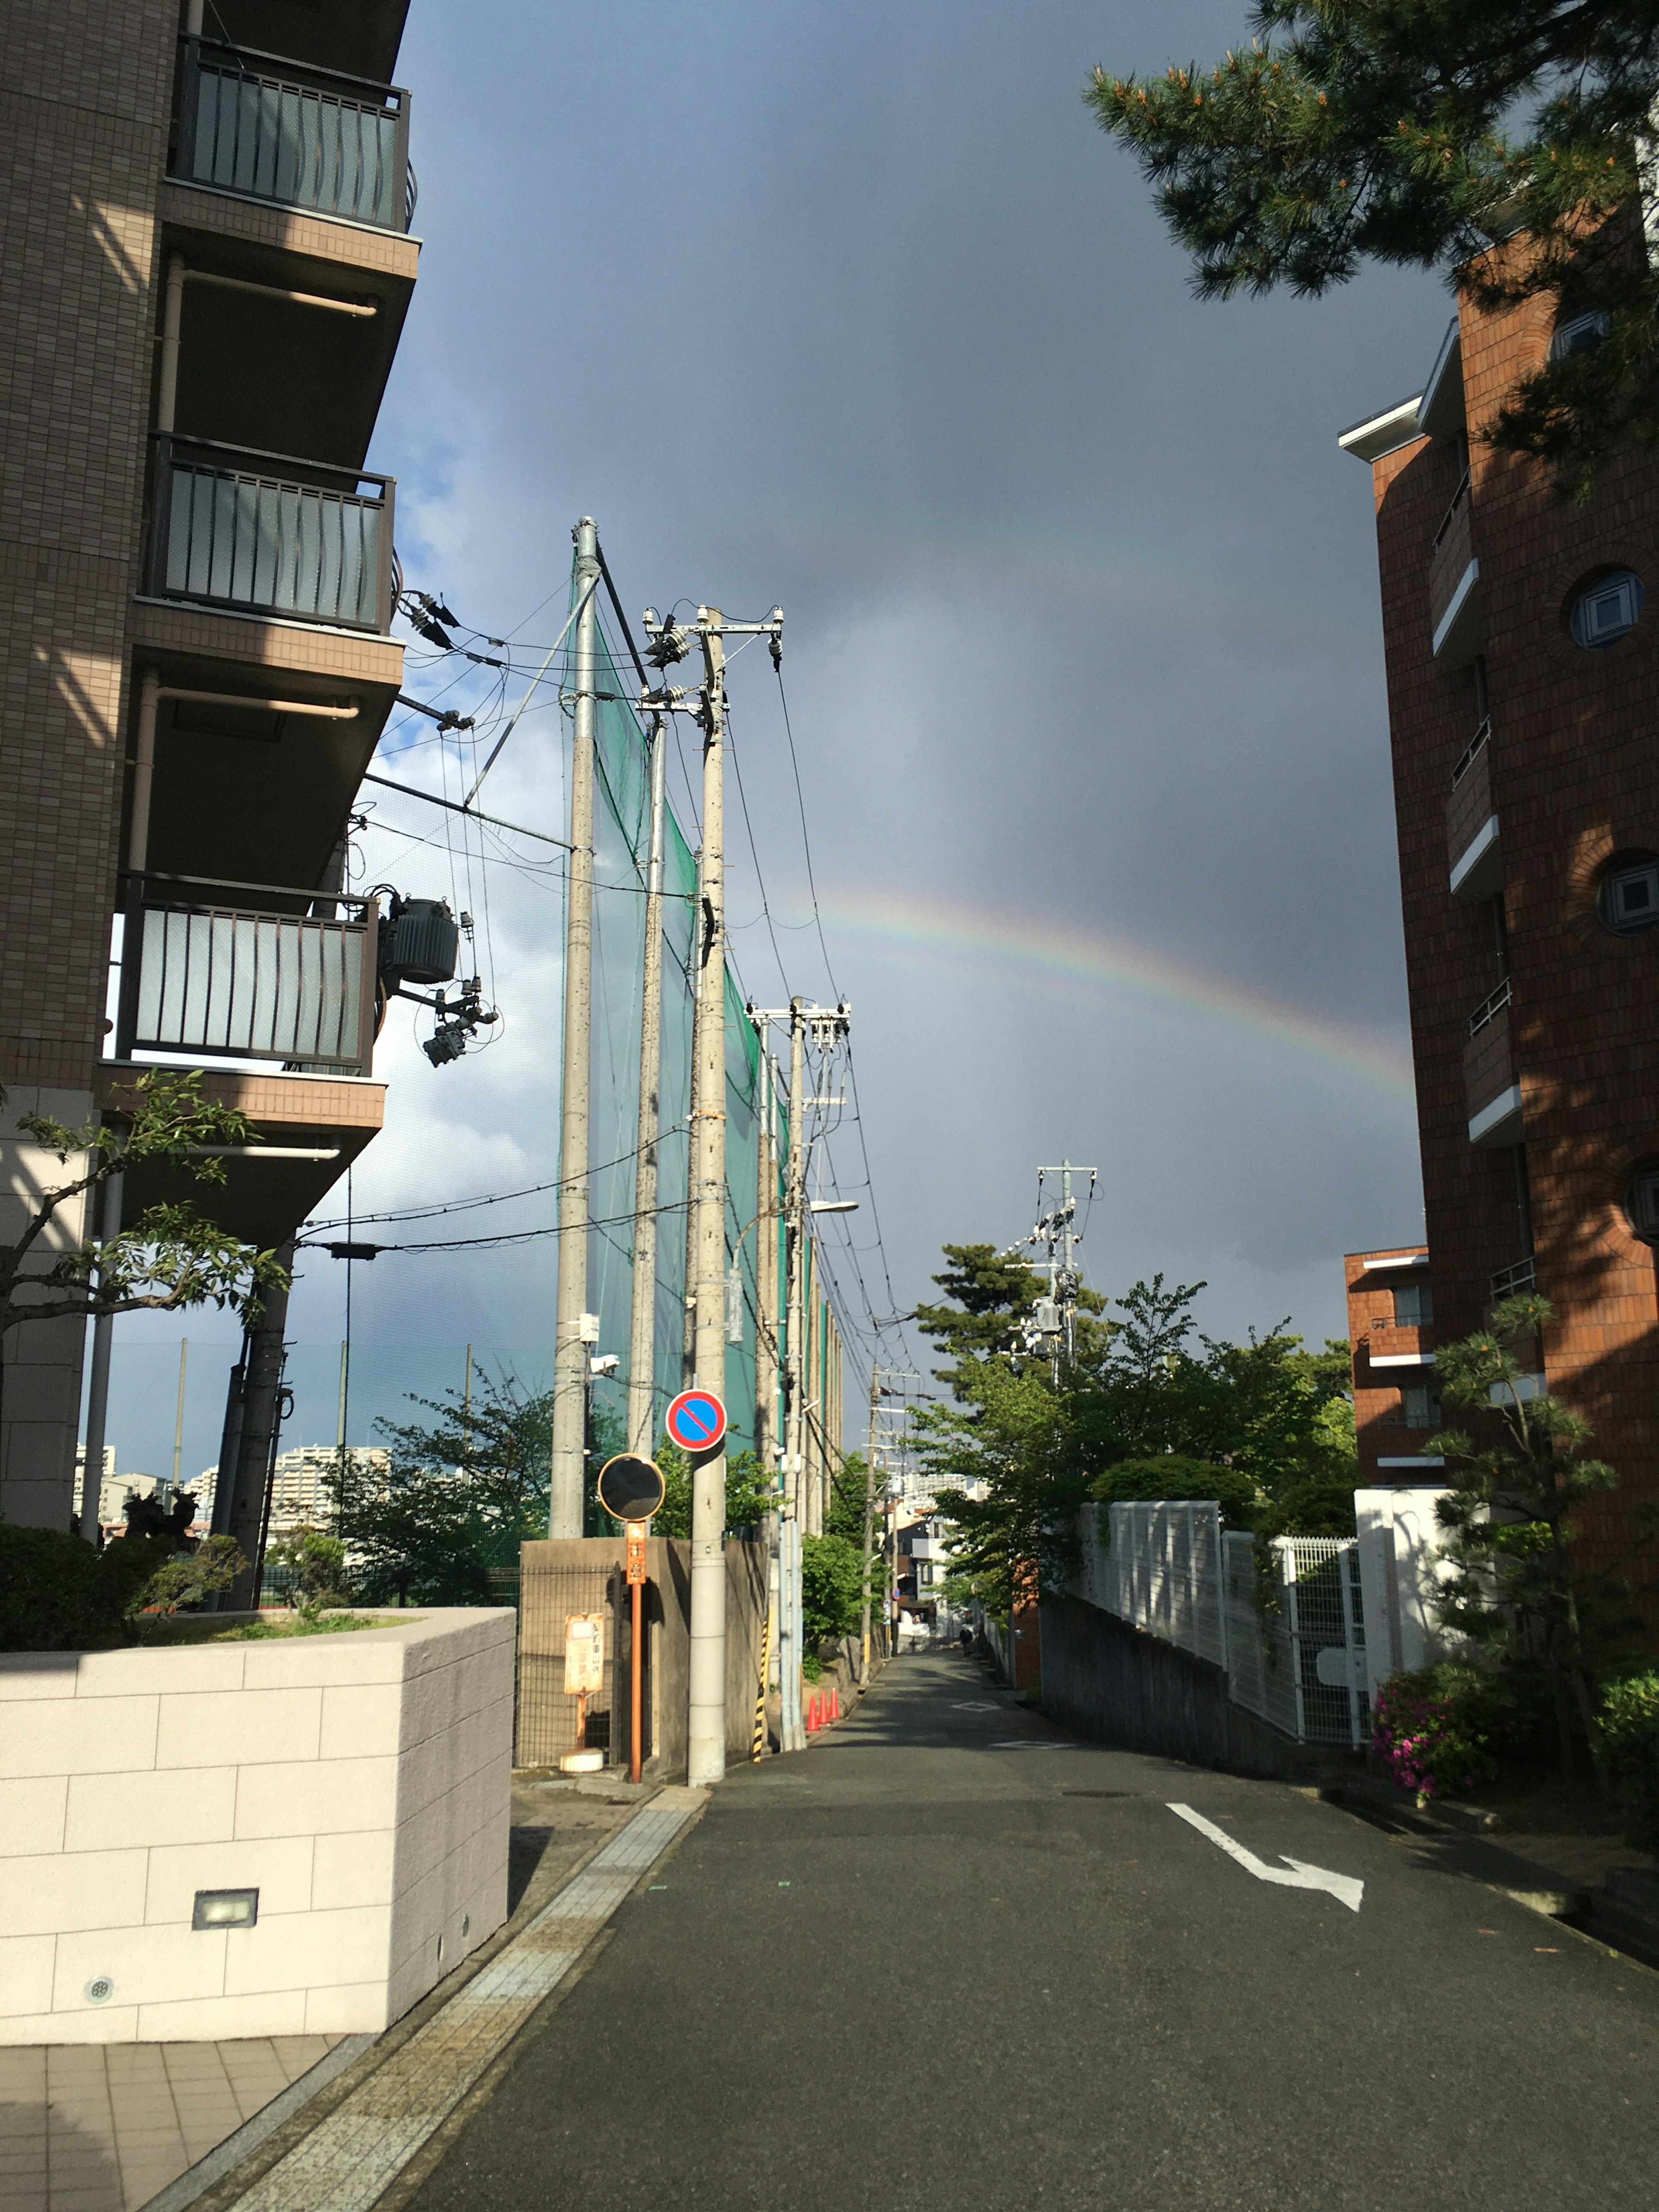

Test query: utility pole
[642,600,782,1788]
[859,1363,879,1685]
[549,516,601,1537]
[1026,1160,1098,1378]
[171,1338,188,1494]
[626,709,668,1456]
[220,1241,296,1612]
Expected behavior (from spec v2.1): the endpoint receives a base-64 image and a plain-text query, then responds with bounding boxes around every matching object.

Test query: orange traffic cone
[830,1688,840,1722]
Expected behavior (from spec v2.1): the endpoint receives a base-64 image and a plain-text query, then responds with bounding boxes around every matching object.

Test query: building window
[1570,569,1645,650]
[1624,1162,1659,1243]
[1392,1282,1433,1326]
[1401,1384,1441,1429]
[1596,855,1659,937]
[1551,309,1610,361]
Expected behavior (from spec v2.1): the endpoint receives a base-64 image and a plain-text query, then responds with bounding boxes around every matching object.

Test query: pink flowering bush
[1370,1669,1497,1799]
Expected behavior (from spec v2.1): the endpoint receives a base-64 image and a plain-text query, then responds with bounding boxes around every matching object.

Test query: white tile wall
[0,1609,513,2042]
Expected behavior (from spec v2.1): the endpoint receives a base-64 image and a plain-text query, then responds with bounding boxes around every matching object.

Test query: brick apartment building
[1,2,423,1554]
[1340,258,1659,1589]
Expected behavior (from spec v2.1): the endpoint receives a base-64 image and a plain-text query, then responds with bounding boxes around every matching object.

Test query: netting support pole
[549,516,600,1538]
[626,711,667,1458]
[687,609,730,1789]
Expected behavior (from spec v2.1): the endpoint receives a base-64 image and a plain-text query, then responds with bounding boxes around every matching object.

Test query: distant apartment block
[1,1,422,1533]
[1341,269,1659,1583]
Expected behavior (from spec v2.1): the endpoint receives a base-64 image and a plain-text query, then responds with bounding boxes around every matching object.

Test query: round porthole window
[1597,852,1659,937]
[1570,569,1645,649]
[1624,1161,1659,1243]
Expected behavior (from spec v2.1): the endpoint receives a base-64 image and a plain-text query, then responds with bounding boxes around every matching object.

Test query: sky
[109,0,1452,1478]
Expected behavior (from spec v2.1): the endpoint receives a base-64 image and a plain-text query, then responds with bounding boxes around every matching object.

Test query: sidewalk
[0,2037,341,2212]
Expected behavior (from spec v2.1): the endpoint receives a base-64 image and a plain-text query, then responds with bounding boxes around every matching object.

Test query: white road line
[1167,1802,1365,1913]
[228,1787,707,2212]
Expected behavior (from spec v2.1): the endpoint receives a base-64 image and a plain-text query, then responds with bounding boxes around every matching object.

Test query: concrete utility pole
[626,709,668,1456]
[784,998,807,1527]
[641,600,782,1787]
[687,607,730,1789]
[221,1239,296,1611]
[859,1363,880,1685]
[550,517,601,1538]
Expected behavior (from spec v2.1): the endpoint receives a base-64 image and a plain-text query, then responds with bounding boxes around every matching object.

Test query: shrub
[1601,1671,1659,1852]
[1089,1455,1258,1530]
[1370,1667,1498,1799]
[0,1524,244,1650]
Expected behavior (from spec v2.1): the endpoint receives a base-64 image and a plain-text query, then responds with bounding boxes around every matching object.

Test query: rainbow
[823,891,1415,1097]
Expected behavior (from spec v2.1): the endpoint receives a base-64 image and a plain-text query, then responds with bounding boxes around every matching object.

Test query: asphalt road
[406,1653,1659,2212]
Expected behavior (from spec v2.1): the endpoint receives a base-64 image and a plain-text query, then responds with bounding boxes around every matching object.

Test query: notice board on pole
[563,1612,606,1694]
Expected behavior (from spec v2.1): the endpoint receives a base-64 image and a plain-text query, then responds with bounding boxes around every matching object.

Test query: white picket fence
[1077,1501,1370,1748]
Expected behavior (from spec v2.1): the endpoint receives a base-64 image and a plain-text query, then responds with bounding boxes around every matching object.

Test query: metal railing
[1491,1255,1537,1300]
[147,434,394,632]
[1451,716,1491,788]
[1433,467,1471,549]
[1079,1505,1368,1746]
[1468,975,1513,1038]
[175,35,413,233]
[113,874,379,1075]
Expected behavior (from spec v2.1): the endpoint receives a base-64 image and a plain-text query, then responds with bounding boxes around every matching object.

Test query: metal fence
[177,35,412,232]
[149,435,393,632]
[117,895,377,1072]
[515,1557,634,1770]
[1082,1504,1370,1748]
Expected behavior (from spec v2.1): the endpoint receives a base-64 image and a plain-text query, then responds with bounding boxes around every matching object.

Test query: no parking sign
[664,1387,728,1455]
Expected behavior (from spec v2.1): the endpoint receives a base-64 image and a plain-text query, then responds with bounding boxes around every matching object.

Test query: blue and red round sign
[664,1387,728,1455]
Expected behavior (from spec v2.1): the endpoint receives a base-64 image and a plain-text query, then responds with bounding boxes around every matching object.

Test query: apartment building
[1343,1245,1441,1488]
[1341,265,1659,1587]
[2,2,423,1538]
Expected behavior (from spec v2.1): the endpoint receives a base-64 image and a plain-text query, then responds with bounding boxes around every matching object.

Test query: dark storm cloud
[114,3,1446,1470]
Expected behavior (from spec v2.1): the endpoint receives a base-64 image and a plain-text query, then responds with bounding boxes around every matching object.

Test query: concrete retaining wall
[1039,1592,1303,1778]
[0,1608,514,2043]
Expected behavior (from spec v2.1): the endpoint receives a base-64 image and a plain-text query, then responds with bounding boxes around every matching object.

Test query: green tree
[1087,2,1659,494]
[331,1375,554,1605]
[648,1443,778,1540]
[802,1532,864,1642]
[265,1529,350,1614]
[0,1072,288,1469]
[1427,1294,1627,1784]
[918,1247,1359,1615]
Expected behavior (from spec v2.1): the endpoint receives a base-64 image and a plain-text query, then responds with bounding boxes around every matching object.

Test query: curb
[179,1786,707,2212]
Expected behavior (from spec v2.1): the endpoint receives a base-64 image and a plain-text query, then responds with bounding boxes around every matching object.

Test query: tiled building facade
[1342,254,1659,1592]
[2,1,419,1535]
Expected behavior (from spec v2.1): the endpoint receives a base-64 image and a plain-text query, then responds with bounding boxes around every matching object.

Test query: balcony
[1491,1256,1537,1300]
[1467,976,1512,1039]
[1464,985,1518,1144]
[175,36,413,233]
[146,434,394,633]
[1429,470,1482,665]
[113,874,379,1078]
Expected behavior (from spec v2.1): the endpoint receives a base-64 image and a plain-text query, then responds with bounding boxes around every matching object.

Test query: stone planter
[0,1607,513,2043]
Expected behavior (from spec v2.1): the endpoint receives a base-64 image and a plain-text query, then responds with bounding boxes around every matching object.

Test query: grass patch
[140,1611,410,1646]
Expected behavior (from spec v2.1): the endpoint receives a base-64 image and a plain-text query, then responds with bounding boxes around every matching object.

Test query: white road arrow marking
[1167,1802,1365,1913]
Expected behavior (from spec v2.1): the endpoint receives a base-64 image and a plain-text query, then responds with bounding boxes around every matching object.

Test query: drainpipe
[156,253,185,436]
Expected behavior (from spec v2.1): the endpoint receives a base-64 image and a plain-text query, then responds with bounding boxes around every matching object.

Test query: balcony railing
[147,434,394,632]
[1468,976,1513,1039]
[1451,716,1490,789]
[1491,1256,1537,1300]
[175,35,413,233]
[1433,468,1471,550]
[114,874,379,1077]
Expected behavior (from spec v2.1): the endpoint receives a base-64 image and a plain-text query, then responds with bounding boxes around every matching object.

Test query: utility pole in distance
[625,709,668,1456]
[549,517,601,1537]
[1027,1160,1098,1377]
[642,601,782,1788]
